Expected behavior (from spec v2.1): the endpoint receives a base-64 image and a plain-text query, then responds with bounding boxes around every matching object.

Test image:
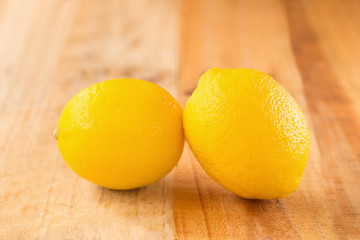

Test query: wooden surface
[1,0,360,239]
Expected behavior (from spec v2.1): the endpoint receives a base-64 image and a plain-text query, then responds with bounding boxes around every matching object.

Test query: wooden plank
[175,0,360,239]
[1,0,360,239]
[285,0,360,237]
[0,0,179,239]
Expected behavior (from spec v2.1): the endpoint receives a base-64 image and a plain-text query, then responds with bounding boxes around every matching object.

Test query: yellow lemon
[55,79,184,189]
[183,68,311,199]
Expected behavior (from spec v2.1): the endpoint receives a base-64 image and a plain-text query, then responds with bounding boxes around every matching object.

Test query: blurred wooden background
[1,0,360,239]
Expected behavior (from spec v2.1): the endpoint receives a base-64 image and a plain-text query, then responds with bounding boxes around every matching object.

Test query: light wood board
[0,0,359,239]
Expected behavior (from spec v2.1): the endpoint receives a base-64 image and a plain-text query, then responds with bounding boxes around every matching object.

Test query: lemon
[55,79,184,189]
[183,68,311,199]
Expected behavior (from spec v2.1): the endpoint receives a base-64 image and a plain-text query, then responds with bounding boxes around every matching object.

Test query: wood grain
[0,0,178,239]
[1,0,360,239]
[176,0,360,239]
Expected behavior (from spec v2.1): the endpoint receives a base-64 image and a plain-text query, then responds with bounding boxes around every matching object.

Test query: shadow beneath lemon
[86,152,311,239]
[88,176,175,235]
[95,177,171,207]
[170,156,309,238]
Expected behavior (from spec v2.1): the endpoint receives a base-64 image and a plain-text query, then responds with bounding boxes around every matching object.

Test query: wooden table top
[1,0,359,239]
